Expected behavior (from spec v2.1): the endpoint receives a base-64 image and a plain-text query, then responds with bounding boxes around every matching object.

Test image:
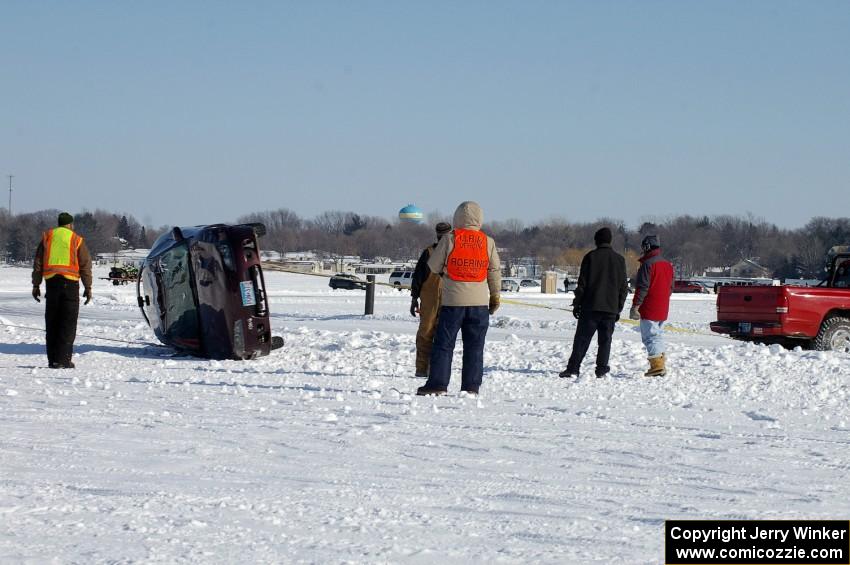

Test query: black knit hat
[435,222,452,236]
[594,227,612,245]
[641,234,661,252]
[57,212,74,226]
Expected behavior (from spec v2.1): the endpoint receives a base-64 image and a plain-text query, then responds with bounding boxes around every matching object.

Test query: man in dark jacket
[410,221,452,377]
[560,227,628,378]
[32,212,93,369]
[629,234,674,376]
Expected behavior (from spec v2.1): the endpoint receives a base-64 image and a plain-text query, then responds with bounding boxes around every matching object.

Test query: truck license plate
[739,322,751,334]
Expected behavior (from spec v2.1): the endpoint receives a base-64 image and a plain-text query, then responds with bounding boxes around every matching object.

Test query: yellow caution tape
[262,262,401,288]
[500,298,710,336]
[500,297,572,312]
[264,264,719,337]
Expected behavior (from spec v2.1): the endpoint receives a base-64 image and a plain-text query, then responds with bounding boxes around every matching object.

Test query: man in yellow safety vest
[32,212,93,369]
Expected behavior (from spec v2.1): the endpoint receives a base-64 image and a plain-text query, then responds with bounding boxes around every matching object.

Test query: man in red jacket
[629,235,674,376]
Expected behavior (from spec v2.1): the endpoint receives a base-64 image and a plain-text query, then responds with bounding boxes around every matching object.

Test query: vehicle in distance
[328,273,366,290]
[108,264,139,285]
[710,246,850,351]
[501,279,520,292]
[389,270,414,288]
[519,278,541,288]
[137,223,283,360]
[673,280,708,293]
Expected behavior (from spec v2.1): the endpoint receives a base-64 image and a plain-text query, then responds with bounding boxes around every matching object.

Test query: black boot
[416,387,447,396]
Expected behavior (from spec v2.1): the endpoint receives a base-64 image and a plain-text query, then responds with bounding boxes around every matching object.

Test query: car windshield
[159,243,201,350]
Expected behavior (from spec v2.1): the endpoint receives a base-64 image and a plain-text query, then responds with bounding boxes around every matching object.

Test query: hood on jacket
[639,247,662,263]
[452,201,483,231]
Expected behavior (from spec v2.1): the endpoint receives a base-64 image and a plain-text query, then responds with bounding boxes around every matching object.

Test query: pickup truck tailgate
[716,286,784,322]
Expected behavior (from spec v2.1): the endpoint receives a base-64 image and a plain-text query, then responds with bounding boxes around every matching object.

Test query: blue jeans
[639,319,665,357]
[426,306,489,391]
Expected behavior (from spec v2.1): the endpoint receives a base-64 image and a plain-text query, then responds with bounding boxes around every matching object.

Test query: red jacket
[634,248,673,321]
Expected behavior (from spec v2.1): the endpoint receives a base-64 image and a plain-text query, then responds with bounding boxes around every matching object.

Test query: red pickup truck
[710,250,850,352]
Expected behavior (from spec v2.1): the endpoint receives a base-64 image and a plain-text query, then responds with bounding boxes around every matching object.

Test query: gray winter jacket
[427,201,501,307]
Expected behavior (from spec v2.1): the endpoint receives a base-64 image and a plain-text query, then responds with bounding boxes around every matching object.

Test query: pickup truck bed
[710,285,850,351]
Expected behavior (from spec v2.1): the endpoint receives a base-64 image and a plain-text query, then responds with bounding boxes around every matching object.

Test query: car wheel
[813,316,850,352]
[247,222,267,237]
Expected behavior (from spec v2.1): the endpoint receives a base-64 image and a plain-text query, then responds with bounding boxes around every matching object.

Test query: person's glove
[572,305,581,320]
[629,306,640,320]
[410,297,418,317]
[488,296,500,315]
[32,286,41,302]
[83,288,92,305]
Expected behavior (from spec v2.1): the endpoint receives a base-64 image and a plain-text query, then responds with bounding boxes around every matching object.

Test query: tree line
[0,209,162,264]
[237,209,850,279]
[2,207,849,279]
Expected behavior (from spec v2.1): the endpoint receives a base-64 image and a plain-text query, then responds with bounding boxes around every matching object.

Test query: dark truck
[137,223,283,359]
[710,246,850,352]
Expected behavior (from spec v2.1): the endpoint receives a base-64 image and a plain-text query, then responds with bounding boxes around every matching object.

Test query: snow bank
[1,267,847,563]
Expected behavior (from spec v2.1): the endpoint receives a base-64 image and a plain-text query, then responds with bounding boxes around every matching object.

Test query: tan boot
[644,354,666,377]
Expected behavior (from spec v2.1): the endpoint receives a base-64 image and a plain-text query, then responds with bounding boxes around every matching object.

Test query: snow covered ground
[1,265,848,564]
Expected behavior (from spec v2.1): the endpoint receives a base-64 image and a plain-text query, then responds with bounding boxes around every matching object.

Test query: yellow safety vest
[42,227,83,281]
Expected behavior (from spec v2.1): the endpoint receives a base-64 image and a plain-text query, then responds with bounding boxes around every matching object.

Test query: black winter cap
[594,227,613,245]
[57,212,74,226]
[641,234,661,251]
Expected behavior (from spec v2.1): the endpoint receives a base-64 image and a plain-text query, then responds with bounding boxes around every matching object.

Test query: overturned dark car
[137,223,283,360]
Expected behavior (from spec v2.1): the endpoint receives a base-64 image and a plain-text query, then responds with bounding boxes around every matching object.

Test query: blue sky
[1,1,848,228]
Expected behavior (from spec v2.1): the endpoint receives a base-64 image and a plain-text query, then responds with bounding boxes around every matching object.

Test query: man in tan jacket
[417,201,501,396]
[410,221,452,378]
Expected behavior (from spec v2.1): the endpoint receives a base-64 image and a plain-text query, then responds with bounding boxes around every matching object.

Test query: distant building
[353,262,413,274]
[505,257,543,278]
[730,259,771,278]
[704,259,772,279]
[96,249,149,267]
[398,204,424,224]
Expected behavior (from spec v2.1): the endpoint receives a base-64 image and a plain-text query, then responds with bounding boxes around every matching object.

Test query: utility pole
[7,175,12,215]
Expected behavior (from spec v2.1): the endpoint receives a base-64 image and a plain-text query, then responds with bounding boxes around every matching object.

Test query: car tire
[813,316,850,352]
[246,222,267,237]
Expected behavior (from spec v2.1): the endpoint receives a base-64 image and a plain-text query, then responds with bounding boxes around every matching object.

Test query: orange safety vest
[446,229,489,282]
[42,227,83,281]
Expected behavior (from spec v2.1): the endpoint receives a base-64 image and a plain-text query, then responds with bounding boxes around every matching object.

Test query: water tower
[398,204,425,224]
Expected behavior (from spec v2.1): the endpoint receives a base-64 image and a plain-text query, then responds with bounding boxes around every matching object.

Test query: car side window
[159,244,201,350]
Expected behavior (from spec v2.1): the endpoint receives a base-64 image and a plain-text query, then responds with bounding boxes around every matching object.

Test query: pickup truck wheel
[813,316,850,353]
